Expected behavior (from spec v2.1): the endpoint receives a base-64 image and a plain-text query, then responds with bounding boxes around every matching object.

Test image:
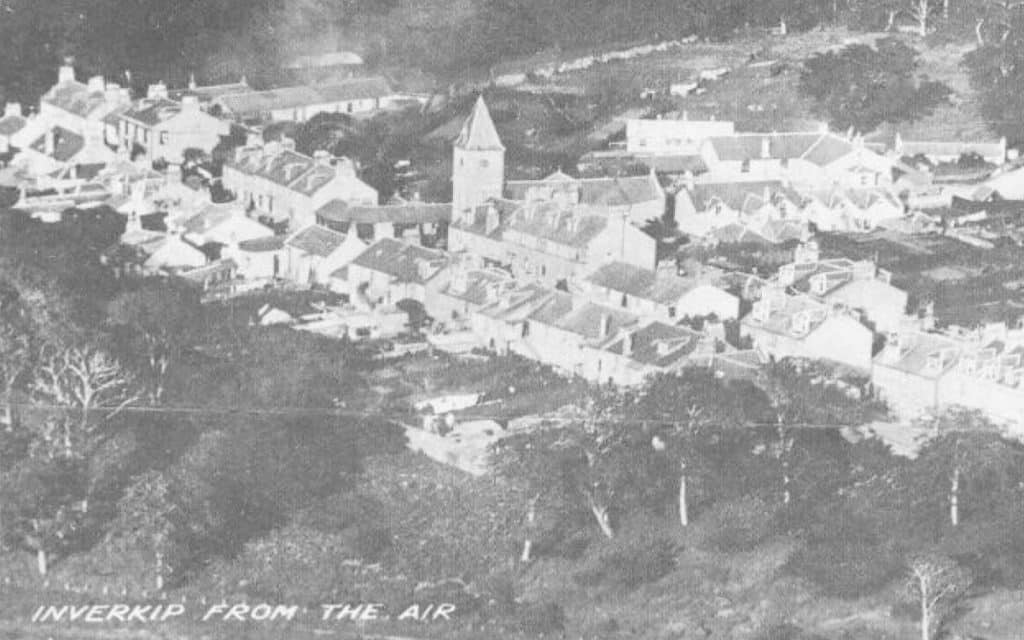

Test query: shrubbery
[694,496,780,553]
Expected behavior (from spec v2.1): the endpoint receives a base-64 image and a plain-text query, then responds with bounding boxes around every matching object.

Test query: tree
[757,359,883,505]
[107,283,200,403]
[963,7,1024,140]
[800,38,952,132]
[3,457,87,575]
[107,471,182,591]
[29,343,140,458]
[911,408,1022,527]
[906,553,971,640]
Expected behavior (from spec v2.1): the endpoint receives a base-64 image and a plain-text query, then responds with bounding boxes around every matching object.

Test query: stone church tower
[452,95,505,224]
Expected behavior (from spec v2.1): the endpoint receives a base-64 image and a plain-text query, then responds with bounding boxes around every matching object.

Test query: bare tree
[31,344,140,443]
[907,554,971,640]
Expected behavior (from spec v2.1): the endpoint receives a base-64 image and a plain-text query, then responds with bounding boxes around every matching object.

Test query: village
[10,1,1024,637]
[3,41,1024,471]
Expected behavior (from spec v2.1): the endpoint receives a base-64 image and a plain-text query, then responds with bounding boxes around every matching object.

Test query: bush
[696,496,779,552]
[786,538,902,598]
[573,535,676,590]
[512,602,566,636]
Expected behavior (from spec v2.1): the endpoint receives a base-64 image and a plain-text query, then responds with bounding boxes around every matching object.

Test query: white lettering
[68,605,90,622]
[360,604,382,621]
[126,605,152,623]
[107,604,129,622]
[223,603,250,621]
[433,603,456,620]
[270,604,299,621]
[85,605,110,623]
[160,604,185,621]
[200,604,227,622]
[397,605,421,621]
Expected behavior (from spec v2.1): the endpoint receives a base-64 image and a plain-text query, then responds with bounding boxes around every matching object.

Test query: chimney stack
[104,82,122,105]
[599,312,611,339]
[147,82,168,100]
[58,63,75,84]
[87,75,105,94]
[188,72,198,90]
[3,102,21,119]
[181,95,200,113]
[44,129,56,157]
[313,149,331,166]
[760,135,771,159]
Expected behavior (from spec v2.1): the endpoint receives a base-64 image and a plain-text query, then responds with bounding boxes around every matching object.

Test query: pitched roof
[238,235,285,252]
[120,99,185,126]
[873,331,961,378]
[42,81,109,118]
[455,96,504,151]
[29,127,84,162]
[705,132,855,167]
[504,172,663,207]
[585,262,705,305]
[0,115,27,136]
[285,51,365,69]
[285,224,348,257]
[603,321,704,367]
[182,203,241,235]
[227,148,347,197]
[169,80,250,102]
[441,268,515,306]
[504,201,609,248]
[350,238,448,283]
[314,77,392,103]
[317,200,451,225]
[216,77,392,116]
[552,302,639,342]
[687,180,801,212]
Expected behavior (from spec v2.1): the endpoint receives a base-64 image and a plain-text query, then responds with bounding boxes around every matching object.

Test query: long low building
[213,76,398,122]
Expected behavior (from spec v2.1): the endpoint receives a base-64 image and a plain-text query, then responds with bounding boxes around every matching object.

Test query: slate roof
[285,224,348,257]
[873,331,961,378]
[552,302,639,342]
[350,238,448,283]
[227,148,342,197]
[120,99,184,126]
[182,203,241,235]
[285,51,365,69]
[170,80,250,102]
[441,268,515,305]
[504,171,663,207]
[316,200,451,225]
[686,181,802,213]
[238,235,285,252]
[585,262,702,305]
[504,201,609,248]
[705,132,855,167]
[455,96,504,151]
[42,81,108,118]
[0,115,27,136]
[216,76,392,116]
[603,321,703,367]
[29,127,84,162]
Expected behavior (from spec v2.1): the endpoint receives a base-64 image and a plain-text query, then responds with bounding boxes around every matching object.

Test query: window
[141,129,149,144]
[159,131,168,145]
[741,159,751,173]
[521,321,530,338]
[668,306,676,319]
[347,103,353,114]
[621,293,628,308]
[780,157,789,169]
[540,265,546,276]
[480,159,489,168]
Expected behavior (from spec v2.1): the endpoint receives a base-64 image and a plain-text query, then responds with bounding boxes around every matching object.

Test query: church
[447,96,660,289]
